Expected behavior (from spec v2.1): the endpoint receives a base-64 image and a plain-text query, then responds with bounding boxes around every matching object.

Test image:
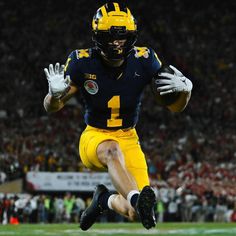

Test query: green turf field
[0,223,236,236]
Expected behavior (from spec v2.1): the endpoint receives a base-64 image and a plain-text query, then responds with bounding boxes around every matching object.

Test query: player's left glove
[44,63,70,99]
[156,65,193,95]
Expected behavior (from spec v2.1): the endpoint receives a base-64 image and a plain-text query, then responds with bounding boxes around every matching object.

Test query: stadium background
[1,0,236,228]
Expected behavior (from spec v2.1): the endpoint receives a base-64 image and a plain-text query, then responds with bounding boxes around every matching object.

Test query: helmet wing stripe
[100,6,108,17]
[114,3,120,12]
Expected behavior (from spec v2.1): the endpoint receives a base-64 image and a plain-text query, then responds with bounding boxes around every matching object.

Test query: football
[151,65,180,106]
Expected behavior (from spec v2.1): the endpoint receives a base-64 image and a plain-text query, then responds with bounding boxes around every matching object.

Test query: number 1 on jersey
[107,96,123,127]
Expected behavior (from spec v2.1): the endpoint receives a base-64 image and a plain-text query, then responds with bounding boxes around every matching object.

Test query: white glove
[44,63,70,98]
[156,65,193,95]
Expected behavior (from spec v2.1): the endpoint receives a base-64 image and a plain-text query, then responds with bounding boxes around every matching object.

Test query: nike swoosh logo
[180,76,187,85]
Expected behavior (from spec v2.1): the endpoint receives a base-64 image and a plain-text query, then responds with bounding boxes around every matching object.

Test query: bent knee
[97,140,123,165]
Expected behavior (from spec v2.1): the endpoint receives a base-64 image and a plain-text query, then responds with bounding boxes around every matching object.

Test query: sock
[99,191,112,210]
[107,194,117,210]
[127,190,140,208]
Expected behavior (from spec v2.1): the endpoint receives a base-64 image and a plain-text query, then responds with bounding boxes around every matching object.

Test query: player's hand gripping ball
[151,65,180,106]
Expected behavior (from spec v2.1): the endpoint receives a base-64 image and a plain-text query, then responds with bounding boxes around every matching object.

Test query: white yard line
[86,228,236,235]
[1,227,236,236]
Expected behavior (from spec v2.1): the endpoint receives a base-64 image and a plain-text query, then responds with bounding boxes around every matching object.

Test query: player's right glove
[44,63,70,99]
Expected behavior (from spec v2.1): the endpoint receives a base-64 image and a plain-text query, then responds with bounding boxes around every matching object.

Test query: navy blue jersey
[64,47,162,129]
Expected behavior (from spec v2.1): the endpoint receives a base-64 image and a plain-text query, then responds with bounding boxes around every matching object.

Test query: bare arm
[44,81,78,113]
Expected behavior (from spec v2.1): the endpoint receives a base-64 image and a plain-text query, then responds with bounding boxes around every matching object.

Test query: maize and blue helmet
[92,2,138,60]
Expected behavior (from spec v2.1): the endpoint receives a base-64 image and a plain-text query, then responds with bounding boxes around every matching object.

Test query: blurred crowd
[1,0,236,223]
[1,189,236,225]
[0,192,86,224]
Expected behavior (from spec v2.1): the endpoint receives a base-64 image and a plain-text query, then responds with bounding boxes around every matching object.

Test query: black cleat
[80,184,109,231]
[136,186,157,229]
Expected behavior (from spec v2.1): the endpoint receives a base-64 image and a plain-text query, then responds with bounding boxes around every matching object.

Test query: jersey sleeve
[64,50,84,87]
[134,47,162,83]
[146,48,162,77]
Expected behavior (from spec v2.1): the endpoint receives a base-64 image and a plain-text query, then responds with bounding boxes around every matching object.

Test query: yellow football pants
[79,125,149,190]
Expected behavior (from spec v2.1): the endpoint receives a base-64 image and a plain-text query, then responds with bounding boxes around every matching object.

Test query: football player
[43,2,192,230]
